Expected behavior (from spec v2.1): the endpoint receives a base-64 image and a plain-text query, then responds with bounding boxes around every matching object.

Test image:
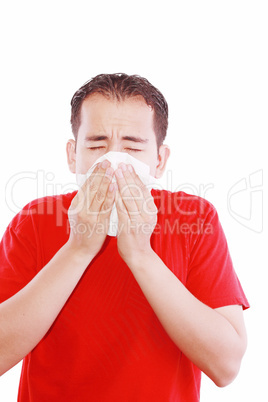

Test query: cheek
[149,164,157,177]
[139,152,159,177]
[74,149,92,174]
[76,149,107,174]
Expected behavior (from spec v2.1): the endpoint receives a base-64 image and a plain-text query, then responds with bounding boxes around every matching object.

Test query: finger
[69,163,101,216]
[80,162,100,193]
[114,166,139,217]
[123,164,151,214]
[114,184,130,225]
[69,161,115,223]
[80,160,109,203]
[99,182,116,218]
[71,163,101,212]
[90,164,115,212]
[116,163,157,218]
[127,165,158,215]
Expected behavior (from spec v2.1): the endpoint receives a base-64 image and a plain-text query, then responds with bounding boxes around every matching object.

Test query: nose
[107,140,121,153]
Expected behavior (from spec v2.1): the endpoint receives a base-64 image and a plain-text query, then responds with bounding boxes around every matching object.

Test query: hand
[67,160,115,259]
[114,163,158,265]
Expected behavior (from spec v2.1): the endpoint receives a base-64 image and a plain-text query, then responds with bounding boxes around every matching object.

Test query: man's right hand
[67,160,115,259]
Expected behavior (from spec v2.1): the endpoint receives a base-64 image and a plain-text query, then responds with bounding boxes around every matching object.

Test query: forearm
[0,242,92,376]
[126,250,246,387]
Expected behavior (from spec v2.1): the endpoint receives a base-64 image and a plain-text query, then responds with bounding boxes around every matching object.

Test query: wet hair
[70,73,168,148]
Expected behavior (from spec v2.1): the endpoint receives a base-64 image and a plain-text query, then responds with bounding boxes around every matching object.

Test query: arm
[0,161,115,376]
[0,243,92,376]
[125,250,247,387]
[114,164,247,387]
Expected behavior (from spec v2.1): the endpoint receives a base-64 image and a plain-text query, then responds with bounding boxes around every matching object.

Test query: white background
[0,1,267,401]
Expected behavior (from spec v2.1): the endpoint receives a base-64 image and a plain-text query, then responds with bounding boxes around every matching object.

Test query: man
[0,73,249,401]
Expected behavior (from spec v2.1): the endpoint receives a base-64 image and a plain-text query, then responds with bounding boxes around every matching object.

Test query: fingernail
[101,160,109,169]
[105,167,114,177]
[115,168,123,178]
[120,163,127,171]
[127,164,133,172]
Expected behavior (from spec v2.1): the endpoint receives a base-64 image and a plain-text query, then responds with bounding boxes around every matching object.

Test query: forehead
[79,94,154,130]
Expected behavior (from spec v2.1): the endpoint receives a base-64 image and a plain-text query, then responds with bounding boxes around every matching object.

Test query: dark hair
[70,73,168,148]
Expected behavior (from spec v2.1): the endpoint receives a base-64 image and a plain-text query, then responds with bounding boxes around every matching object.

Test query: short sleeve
[186,207,249,310]
[0,213,39,303]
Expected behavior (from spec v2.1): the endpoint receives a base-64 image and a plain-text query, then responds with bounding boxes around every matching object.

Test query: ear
[155,144,170,179]
[66,139,76,174]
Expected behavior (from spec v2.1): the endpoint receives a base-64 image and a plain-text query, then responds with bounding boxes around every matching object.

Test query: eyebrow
[85,135,149,144]
[85,135,108,142]
[122,135,149,144]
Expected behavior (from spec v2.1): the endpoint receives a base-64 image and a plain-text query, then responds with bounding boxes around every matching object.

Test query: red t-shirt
[0,190,249,402]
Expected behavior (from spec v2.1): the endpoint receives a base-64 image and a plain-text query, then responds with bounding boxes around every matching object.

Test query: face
[67,94,170,178]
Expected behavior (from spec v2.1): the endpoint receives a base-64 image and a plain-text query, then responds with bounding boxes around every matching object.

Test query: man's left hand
[114,163,158,265]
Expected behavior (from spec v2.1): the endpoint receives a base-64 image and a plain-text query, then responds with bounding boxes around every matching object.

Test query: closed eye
[87,146,142,153]
[125,148,142,153]
[88,146,106,150]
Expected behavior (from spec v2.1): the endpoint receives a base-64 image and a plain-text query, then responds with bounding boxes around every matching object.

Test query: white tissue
[76,152,158,236]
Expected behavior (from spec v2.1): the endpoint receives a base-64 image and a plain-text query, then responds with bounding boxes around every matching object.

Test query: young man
[0,74,249,401]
